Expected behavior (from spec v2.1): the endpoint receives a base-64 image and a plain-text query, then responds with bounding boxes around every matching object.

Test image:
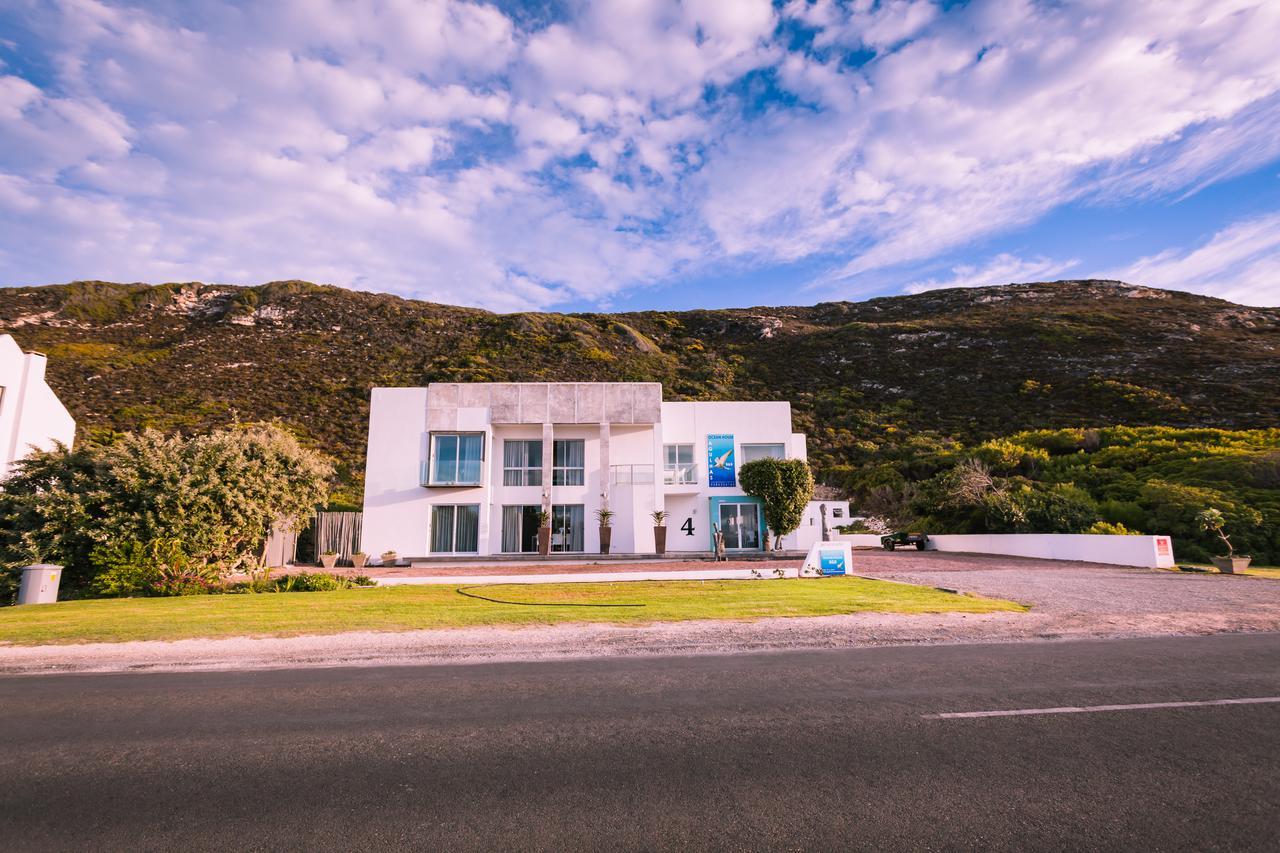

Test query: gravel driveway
[3,553,1278,675]
[858,550,1280,637]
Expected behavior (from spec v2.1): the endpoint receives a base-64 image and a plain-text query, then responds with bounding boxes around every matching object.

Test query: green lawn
[0,577,1025,646]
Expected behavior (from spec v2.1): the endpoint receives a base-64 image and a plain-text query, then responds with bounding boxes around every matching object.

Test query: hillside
[2,279,1278,501]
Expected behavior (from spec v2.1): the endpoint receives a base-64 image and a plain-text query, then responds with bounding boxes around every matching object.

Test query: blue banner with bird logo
[707,434,736,487]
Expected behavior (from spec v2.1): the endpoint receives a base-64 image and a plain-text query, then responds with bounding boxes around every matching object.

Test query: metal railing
[663,464,698,485]
[610,464,655,485]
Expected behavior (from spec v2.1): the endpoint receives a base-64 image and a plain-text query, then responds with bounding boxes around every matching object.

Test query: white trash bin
[17,564,63,605]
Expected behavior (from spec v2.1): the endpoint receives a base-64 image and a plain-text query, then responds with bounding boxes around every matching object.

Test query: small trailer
[881,532,929,551]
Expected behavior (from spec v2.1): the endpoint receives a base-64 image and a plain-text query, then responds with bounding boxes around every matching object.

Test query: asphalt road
[2,633,1278,852]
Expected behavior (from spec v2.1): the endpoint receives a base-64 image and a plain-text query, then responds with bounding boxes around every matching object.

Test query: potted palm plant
[596,507,614,555]
[320,550,338,570]
[536,509,552,556]
[651,510,668,555]
[1197,508,1251,573]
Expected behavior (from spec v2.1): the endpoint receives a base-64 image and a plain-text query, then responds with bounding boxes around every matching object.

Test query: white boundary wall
[831,533,883,548]
[926,534,1175,568]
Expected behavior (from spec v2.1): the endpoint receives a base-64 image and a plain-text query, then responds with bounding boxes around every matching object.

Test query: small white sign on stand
[801,541,854,577]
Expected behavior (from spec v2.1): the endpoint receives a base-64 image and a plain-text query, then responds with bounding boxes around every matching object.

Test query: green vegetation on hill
[830,426,1280,565]
[2,278,1278,526]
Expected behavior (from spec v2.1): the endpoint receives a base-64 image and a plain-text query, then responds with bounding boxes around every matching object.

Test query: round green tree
[738,458,815,546]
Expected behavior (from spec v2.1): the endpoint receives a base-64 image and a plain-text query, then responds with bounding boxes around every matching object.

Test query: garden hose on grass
[455,584,645,608]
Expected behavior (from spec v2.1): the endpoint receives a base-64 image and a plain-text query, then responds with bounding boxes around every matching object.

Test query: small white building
[0,335,76,481]
[360,382,839,558]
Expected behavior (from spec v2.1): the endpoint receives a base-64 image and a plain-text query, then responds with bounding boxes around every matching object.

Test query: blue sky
[1,0,1279,312]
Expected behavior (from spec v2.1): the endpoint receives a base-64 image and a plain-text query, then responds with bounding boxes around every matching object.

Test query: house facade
[360,382,844,559]
[0,334,76,481]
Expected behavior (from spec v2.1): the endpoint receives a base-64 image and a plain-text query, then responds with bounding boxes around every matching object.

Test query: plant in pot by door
[651,510,668,555]
[320,550,338,570]
[350,551,368,570]
[380,550,398,567]
[1197,508,1251,573]
[536,509,552,557]
[596,508,614,555]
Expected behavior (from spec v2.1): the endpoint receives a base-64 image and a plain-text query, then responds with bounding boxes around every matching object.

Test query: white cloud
[0,0,1278,309]
[1105,213,1280,306]
[905,253,1080,294]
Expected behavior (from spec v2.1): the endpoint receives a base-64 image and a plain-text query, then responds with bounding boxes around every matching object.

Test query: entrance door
[717,502,761,550]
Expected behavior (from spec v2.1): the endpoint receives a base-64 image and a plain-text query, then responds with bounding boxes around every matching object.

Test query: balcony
[663,464,698,486]
[610,464,655,486]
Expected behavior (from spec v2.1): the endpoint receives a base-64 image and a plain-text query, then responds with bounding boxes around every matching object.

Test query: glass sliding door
[717,502,761,550]
[551,504,584,552]
[501,505,542,553]
[430,504,480,553]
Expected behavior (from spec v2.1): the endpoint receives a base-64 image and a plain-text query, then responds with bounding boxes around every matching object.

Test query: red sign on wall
[1156,537,1171,556]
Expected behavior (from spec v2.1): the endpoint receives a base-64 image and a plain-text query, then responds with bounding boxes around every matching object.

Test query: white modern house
[0,334,76,481]
[360,382,844,559]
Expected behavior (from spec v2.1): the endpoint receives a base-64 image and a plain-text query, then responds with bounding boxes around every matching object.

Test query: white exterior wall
[360,384,827,558]
[926,533,1176,568]
[0,335,76,481]
[360,387,432,558]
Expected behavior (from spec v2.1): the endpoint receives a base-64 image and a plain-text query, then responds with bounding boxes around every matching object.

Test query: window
[832,506,844,518]
[503,439,542,486]
[430,433,483,486]
[663,444,696,484]
[552,439,585,486]
[551,504,584,552]
[430,504,479,553]
[741,443,786,463]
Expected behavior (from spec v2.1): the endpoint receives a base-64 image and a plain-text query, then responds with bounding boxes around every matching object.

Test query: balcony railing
[610,464,655,485]
[663,464,698,485]
[420,460,482,487]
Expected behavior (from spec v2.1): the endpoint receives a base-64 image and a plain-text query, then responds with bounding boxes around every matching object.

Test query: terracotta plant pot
[599,526,612,555]
[538,527,552,557]
[320,554,338,570]
[654,526,667,555]
[351,553,368,570]
[380,551,398,567]
[1211,555,1252,574]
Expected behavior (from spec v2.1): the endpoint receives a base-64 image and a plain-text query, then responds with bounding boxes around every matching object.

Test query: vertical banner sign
[707,434,736,487]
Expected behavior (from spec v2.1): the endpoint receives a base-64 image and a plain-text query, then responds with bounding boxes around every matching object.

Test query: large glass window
[430,504,479,553]
[503,440,543,487]
[741,443,786,463]
[551,504,584,552]
[552,439,585,486]
[663,443,696,484]
[430,433,483,486]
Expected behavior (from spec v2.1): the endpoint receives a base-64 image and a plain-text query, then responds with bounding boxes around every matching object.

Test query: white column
[599,421,611,511]
[541,422,553,513]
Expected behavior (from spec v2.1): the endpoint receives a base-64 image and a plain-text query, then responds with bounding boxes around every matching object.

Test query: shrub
[739,458,815,542]
[0,423,333,595]
[90,538,218,597]
[1086,521,1139,535]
